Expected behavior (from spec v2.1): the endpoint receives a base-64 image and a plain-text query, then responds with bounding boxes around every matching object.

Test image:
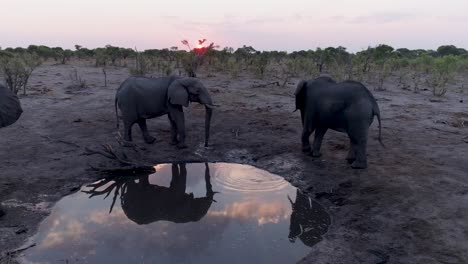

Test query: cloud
[333,11,417,24]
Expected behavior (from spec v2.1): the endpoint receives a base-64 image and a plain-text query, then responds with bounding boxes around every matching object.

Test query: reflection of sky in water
[21,163,330,264]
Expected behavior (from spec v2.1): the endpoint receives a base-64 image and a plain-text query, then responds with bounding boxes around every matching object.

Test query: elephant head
[0,84,23,128]
[168,78,214,147]
[294,76,336,125]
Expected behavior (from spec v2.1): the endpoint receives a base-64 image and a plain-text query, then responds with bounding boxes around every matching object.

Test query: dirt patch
[1,63,468,263]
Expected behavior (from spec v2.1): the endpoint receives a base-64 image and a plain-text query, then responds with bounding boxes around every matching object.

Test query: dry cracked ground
[0,62,467,263]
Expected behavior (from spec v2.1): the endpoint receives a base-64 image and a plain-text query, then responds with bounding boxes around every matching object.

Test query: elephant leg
[311,127,327,157]
[169,105,187,149]
[301,126,315,153]
[167,114,179,145]
[346,138,356,163]
[123,120,134,142]
[137,119,155,144]
[204,163,213,196]
[348,127,368,169]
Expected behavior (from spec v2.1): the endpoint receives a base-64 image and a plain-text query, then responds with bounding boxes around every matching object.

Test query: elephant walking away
[295,76,383,169]
[115,76,214,148]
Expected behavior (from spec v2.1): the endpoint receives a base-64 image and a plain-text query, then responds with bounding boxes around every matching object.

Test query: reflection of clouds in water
[209,200,290,226]
[40,218,86,249]
[89,209,127,225]
[25,163,321,263]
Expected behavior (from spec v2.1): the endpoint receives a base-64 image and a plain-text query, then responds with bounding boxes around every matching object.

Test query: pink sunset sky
[1,0,468,52]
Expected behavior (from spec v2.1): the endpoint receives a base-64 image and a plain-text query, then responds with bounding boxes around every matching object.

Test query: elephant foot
[122,140,136,147]
[311,151,322,158]
[346,157,356,164]
[351,160,367,169]
[176,142,188,149]
[169,140,179,146]
[144,136,156,144]
[302,145,311,153]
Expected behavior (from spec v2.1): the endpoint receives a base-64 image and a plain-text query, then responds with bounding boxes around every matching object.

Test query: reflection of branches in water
[82,176,130,213]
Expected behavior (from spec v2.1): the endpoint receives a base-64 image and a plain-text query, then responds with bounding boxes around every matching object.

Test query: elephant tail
[115,96,119,129]
[373,106,385,148]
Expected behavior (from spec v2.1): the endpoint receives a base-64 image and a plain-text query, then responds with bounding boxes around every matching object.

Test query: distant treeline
[1,44,467,96]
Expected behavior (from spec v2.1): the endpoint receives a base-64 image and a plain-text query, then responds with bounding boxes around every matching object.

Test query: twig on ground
[251,81,280,88]
[40,135,80,148]
[427,127,460,135]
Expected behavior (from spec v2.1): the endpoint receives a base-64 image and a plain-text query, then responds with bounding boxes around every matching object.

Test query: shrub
[0,53,41,95]
[68,69,88,89]
[428,55,459,96]
[129,51,151,76]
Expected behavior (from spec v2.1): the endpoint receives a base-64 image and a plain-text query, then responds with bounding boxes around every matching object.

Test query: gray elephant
[115,76,214,148]
[295,76,383,169]
[0,84,23,128]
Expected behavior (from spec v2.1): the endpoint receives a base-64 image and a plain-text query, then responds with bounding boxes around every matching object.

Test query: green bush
[0,53,41,95]
[428,55,459,96]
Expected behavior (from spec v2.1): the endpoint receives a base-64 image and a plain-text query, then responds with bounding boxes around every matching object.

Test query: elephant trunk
[204,106,212,147]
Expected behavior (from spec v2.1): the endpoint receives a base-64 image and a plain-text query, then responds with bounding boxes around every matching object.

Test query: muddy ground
[0,62,467,264]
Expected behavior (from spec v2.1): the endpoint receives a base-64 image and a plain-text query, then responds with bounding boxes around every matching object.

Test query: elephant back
[0,84,23,128]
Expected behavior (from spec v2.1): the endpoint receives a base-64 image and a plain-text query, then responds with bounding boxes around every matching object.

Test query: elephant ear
[167,79,189,107]
[294,80,307,112]
[0,85,23,128]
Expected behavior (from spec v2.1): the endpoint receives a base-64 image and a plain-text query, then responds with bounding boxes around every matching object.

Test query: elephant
[83,163,215,225]
[0,84,23,218]
[288,190,331,247]
[295,76,383,169]
[115,76,214,148]
[0,84,23,128]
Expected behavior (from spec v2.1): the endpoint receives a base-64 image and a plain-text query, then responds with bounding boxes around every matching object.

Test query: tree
[437,45,466,57]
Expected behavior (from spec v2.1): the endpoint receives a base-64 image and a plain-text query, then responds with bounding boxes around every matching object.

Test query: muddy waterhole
[19,163,330,264]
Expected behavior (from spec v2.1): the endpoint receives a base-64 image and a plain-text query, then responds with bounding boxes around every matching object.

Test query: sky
[1,0,468,52]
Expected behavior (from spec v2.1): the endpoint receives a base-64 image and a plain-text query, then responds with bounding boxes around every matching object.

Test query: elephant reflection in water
[83,163,215,225]
[288,190,331,247]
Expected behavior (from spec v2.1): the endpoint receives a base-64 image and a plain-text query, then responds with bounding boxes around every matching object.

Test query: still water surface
[21,163,330,264]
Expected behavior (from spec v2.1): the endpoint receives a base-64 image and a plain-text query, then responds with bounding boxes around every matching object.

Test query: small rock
[15,227,28,234]
[460,100,464,103]
[73,118,82,123]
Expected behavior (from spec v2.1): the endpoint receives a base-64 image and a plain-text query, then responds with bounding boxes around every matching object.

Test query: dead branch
[84,144,155,174]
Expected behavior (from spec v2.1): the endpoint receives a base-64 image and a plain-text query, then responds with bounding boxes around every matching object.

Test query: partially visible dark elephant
[0,84,23,218]
[0,84,23,128]
[288,190,330,247]
[121,163,215,225]
[295,76,383,169]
